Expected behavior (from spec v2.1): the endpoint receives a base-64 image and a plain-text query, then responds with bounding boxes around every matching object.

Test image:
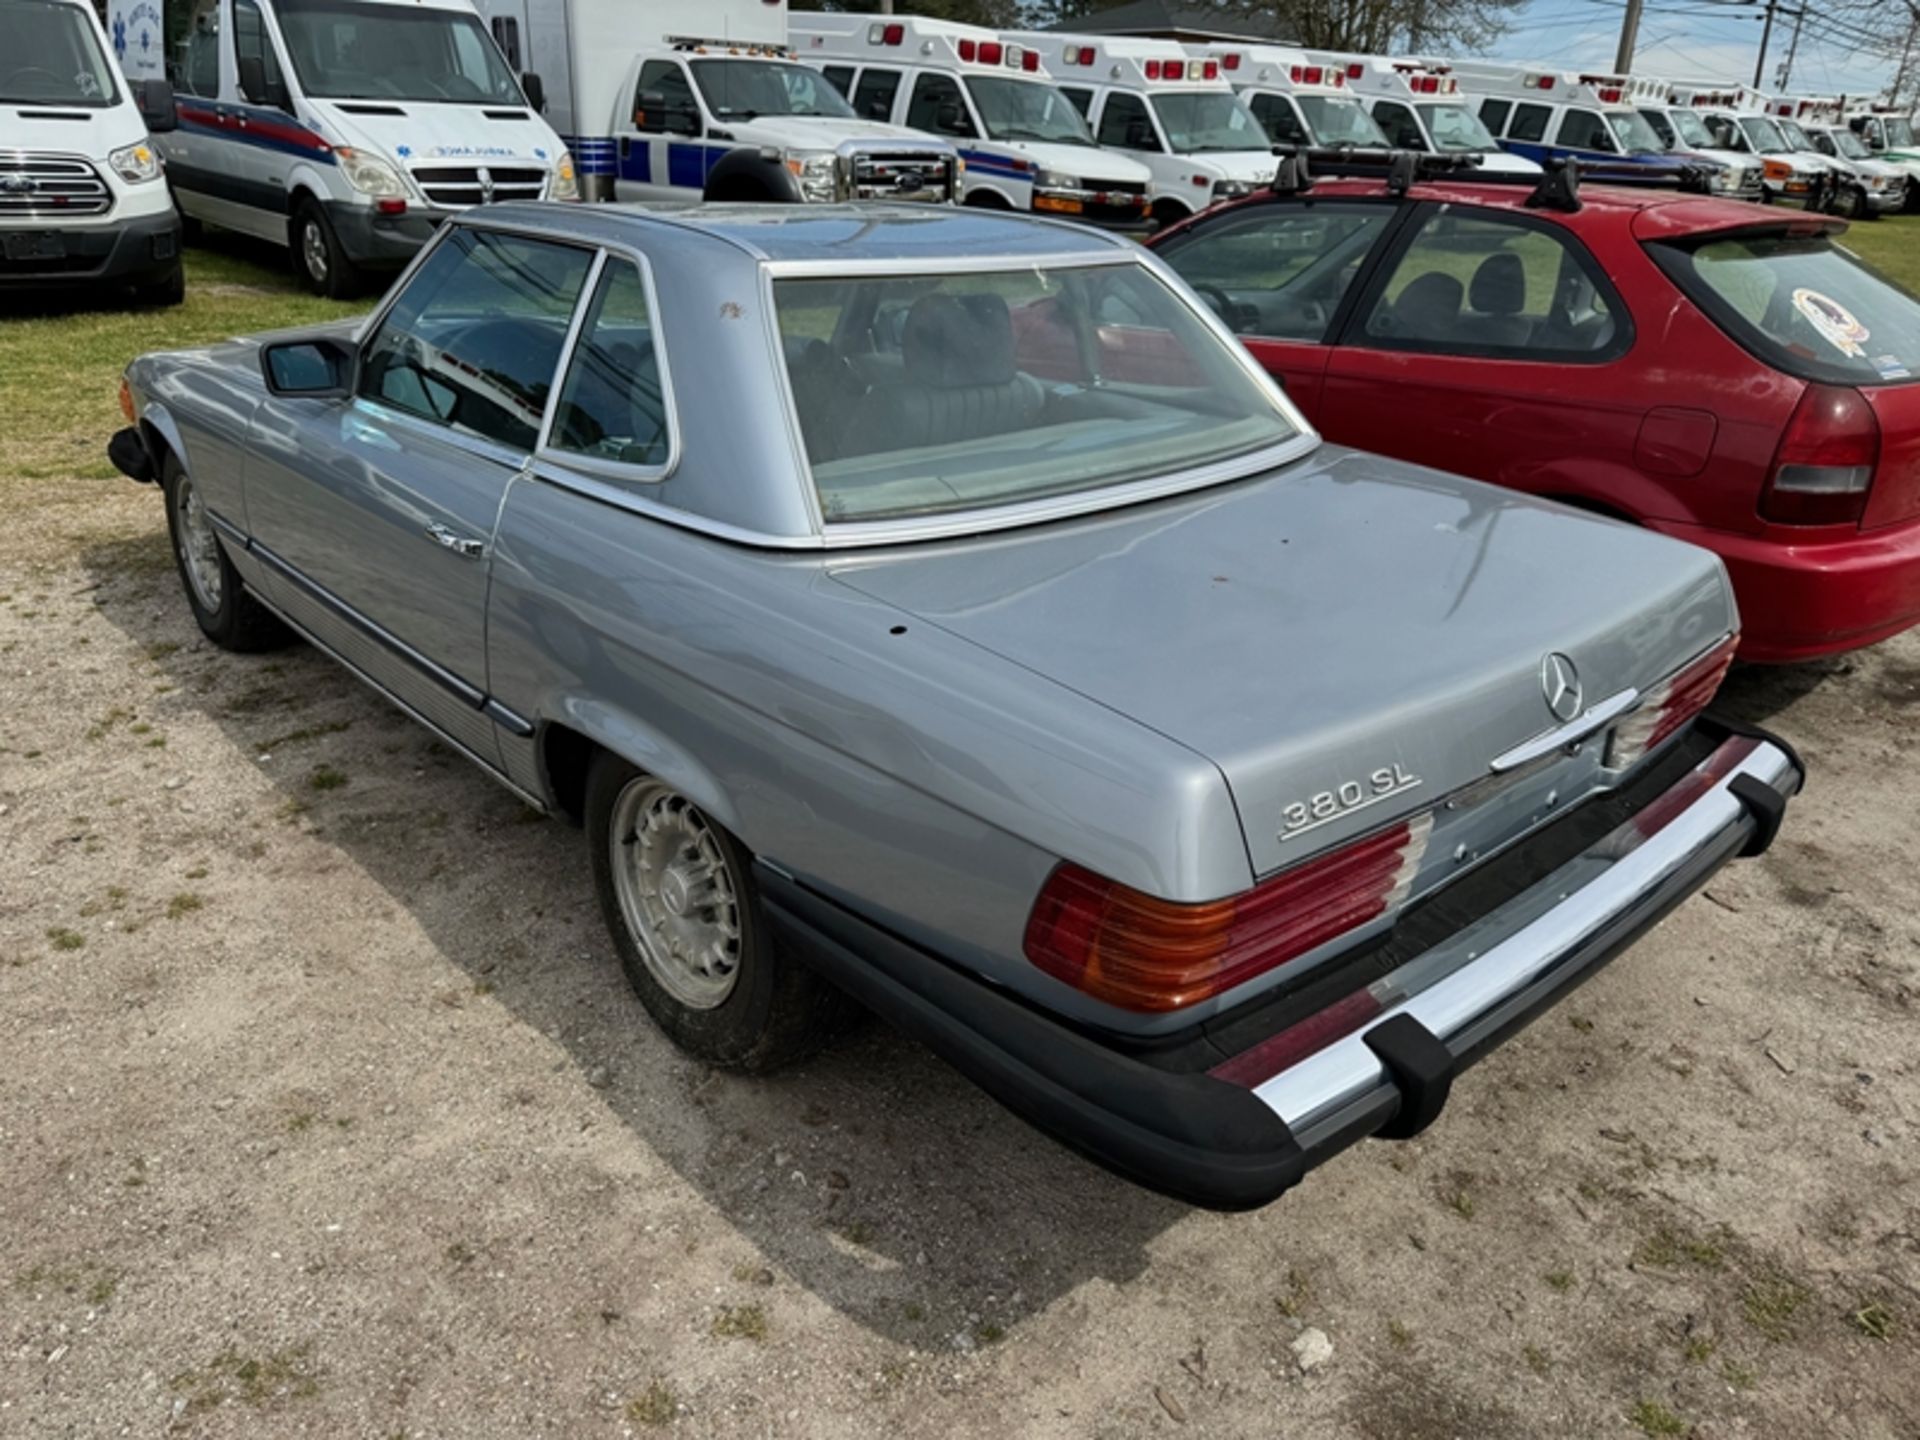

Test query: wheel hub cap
[608,779,742,1011]
[175,476,223,612]
[303,221,328,282]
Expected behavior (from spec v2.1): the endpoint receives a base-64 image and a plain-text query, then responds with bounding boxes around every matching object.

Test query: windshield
[691,58,854,120]
[1830,128,1870,160]
[1656,231,1920,388]
[1777,118,1818,152]
[964,75,1094,145]
[1298,95,1387,146]
[773,263,1297,524]
[1669,108,1716,148]
[276,0,522,104]
[1606,108,1664,153]
[1150,91,1266,153]
[0,0,119,107]
[1418,102,1498,151]
[1739,115,1789,152]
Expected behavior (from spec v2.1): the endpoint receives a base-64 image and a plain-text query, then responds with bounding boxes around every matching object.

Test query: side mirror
[261,336,356,398]
[135,78,178,133]
[520,71,545,113]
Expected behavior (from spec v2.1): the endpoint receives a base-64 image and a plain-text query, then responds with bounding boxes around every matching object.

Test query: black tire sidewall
[585,753,804,1070]
[161,456,243,643]
[292,202,355,298]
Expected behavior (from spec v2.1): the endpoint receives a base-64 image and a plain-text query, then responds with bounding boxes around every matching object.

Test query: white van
[157,0,574,297]
[1625,77,1764,201]
[791,15,1151,229]
[1182,42,1393,153]
[1008,33,1274,225]
[1665,84,1833,203]
[2,0,183,304]
[490,0,955,208]
[1303,54,1539,175]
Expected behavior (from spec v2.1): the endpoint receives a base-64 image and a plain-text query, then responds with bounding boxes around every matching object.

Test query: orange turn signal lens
[118,377,135,424]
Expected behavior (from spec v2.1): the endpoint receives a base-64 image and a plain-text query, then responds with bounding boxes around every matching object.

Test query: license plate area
[3,232,66,261]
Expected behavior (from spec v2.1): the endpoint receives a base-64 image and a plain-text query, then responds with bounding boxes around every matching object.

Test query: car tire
[161,454,295,652]
[586,752,852,1072]
[132,261,185,308]
[1150,199,1191,231]
[291,199,363,299]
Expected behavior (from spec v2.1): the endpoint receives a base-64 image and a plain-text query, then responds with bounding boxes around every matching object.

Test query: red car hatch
[1861,386,1920,529]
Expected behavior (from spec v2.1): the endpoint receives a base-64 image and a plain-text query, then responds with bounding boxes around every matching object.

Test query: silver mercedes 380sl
[110,203,1802,1208]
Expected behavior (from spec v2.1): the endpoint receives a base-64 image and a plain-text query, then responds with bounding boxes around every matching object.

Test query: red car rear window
[1651,230,1920,388]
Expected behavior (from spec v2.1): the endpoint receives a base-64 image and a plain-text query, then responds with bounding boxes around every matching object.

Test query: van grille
[849,151,953,203]
[408,164,547,209]
[0,153,112,218]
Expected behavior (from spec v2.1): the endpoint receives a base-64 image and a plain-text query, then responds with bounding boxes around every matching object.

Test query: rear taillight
[1605,635,1738,770]
[1762,384,1879,525]
[1023,815,1432,1013]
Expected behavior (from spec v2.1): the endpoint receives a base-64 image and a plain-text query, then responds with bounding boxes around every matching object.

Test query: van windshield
[1776,118,1818,152]
[691,59,855,120]
[1668,108,1716,148]
[1605,108,1664,153]
[965,75,1094,145]
[1829,128,1870,160]
[275,0,523,105]
[1149,91,1265,152]
[1888,118,1916,148]
[1418,102,1498,151]
[1739,115,1789,152]
[1298,95,1387,146]
[1,0,119,107]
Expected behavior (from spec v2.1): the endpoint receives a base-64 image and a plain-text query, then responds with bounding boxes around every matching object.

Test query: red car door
[1152,200,1405,419]
[1314,203,1658,510]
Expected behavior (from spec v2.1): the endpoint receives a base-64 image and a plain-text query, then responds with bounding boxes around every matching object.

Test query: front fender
[285,159,338,214]
[136,396,191,477]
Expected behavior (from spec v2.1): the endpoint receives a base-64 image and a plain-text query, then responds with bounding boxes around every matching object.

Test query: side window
[1099,92,1157,150]
[1640,108,1675,147]
[1507,103,1551,142]
[179,0,221,97]
[851,67,900,122]
[1158,205,1396,342]
[1373,100,1426,150]
[821,64,854,98]
[1478,98,1511,135]
[1359,209,1625,359]
[489,15,521,71]
[1812,131,1835,156]
[359,228,593,451]
[1249,93,1308,146]
[1556,109,1614,152]
[1059,85,1092,118]
[549,261,671,470]
[907,71,974,137]
[634,59,698,134]
[232,0,286,106]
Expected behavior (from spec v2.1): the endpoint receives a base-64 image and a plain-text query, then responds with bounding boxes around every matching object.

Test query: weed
[145,641,179,660]
[446,1241,476,1266]
[711,1304,767,1341]
[1522,1344,1551,1376]
[1274,1266,1313,1318]
[1720,1358,1757,1389]
[184,865,208,880]
[165,892,204,920]
[45,927,84,951]
[627,1381,676,1426]
[1681,1336,1716,1364]
[1387,1319,1414,1349]
[1627,1399,1688,1436]
[1852,1301,1895,1341]
[1567,1014,1594,1033]
[1742,1274,1809,1341]
[169,1343,321,1413]
[901,1300,927,1323]
[1544,1269,1575,1293]
[308,765,348,791]
[1635,1224,1727,1271]
[285,1112,316,1134]
[1447,1189,1477,1220]
[258,719,352,751]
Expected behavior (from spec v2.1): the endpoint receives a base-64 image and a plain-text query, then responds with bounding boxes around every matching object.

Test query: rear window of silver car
[772,263,1298,524]
[1654,231,1920,387]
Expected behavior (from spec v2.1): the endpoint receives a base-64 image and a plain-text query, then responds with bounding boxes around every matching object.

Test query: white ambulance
[1665,83,1834,204]
[157,0,573,297]
[496,0,957,208]
[1624,75,1765,201]
[1006,33,1275,225]
[1303,55,1539,174]
[790,14,1152,229]
[2,0,183,304]
[1182,43,1391,152]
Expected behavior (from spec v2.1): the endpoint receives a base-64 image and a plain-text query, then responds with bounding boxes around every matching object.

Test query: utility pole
[1776,4,1805,91]
[1753,0,1777,90]
[1614,0,1644,72]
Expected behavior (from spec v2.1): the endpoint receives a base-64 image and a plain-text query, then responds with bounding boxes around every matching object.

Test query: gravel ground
[2,469,1917,1439]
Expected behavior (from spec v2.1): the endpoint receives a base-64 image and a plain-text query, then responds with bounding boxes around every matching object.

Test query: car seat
[1375,271,1462,343]
[841,293,1045,457]
[1461,252,1534,348]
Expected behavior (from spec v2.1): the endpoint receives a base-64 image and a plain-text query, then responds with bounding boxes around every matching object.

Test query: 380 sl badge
[1280,763,1423,841]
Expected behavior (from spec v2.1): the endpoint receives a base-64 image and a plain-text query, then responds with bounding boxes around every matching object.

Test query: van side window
[1556,109,1614,152]
[852,67,900,122]
[1478,98,1511,135]
[1248,93,1307,146]
[1507,103,1551,142]
[1058,85,1092,119]
[1640,108,1675,147]
[488,15,521,71]
[179,0,221,97]
[232,0,286,106]
[907,72,974,137]
[821,64,854,98]
[1099,92,1157,151]
[1372,100,1425,150]
[634,59,697,135]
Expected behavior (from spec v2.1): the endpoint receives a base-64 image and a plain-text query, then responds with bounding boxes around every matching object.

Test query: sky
[1483,0,1902,99]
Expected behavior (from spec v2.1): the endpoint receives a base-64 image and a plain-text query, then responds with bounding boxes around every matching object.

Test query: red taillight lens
[1164,58,1184,79]
[1605,635,1738,770]
[1145,59,1162,80]
[1347,62,1363,78]
[1023,817,1432,1013]
[1762,384,1878,526]
[881,22,903,45]
[1021,48,1039,71]
[1303,66,1321,84]
[1202,59,1219,79]
[957,38,976,61]
[1223,52,1241,70]
[979,40,1003,64]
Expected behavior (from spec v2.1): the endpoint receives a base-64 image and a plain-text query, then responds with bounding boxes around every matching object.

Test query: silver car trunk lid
[830,447,1736,883]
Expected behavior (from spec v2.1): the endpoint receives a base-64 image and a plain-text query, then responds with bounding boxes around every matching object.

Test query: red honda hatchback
[1149,166,1920,662]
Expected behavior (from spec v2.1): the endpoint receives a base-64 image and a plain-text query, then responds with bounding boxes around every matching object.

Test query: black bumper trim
[108,426,156,484]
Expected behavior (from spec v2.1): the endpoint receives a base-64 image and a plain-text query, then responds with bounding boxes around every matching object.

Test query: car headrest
[1469,252,1527,316]
[1391,271,1463,335]
[903,292,1017,387]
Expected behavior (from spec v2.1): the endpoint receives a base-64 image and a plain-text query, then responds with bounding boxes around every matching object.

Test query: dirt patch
[2,470,1918,1436]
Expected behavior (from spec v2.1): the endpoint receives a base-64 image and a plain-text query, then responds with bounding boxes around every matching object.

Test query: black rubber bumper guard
[759,718,1802,1211]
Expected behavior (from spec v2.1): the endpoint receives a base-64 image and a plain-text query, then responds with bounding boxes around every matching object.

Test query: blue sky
[1484,0,1898,99]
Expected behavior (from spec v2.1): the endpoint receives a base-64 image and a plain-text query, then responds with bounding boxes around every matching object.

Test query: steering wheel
[1194,283,1259,335]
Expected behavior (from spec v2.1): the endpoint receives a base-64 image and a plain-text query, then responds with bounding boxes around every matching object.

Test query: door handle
[425,522,485,558]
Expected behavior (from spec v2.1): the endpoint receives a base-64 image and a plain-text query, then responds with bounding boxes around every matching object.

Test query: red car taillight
[1762,384,1878,526]
[1023,815,1433,1013]
[1605,635,1738,770]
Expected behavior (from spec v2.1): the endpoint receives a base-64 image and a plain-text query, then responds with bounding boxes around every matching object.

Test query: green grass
[1842,212,1920,293]
[0,239,364,484]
